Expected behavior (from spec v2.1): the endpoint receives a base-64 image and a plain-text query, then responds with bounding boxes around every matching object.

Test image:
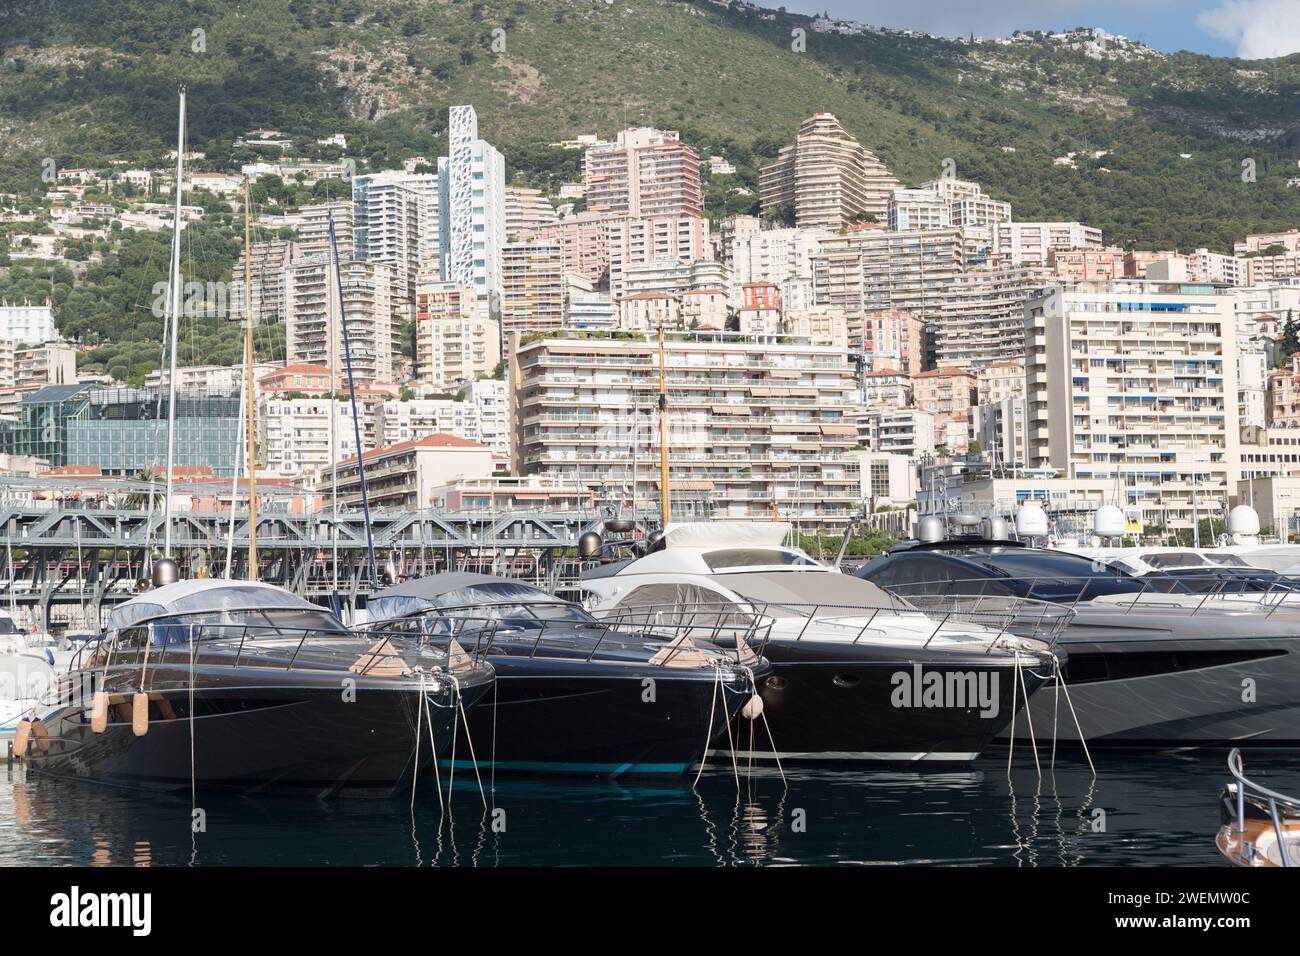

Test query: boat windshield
[0,616,18,636]
[703,548,821,571]
[118,607,349,647]
[969,550,1150,601]
[382,581,595,630]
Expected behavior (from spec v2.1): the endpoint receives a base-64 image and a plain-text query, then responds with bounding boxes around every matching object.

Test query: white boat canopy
[107,579,325,631]
[662,521,792,550]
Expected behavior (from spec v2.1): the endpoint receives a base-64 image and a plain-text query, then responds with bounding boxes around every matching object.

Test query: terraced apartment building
[509,330,862,530]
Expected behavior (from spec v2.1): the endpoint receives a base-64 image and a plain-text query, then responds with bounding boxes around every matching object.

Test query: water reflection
[0,752,1263,866]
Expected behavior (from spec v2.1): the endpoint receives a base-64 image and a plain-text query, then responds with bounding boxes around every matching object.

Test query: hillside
[1,0,1299,377]
[3,0,1300,247]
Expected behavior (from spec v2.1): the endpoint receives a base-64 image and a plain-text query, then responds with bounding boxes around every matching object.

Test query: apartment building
[509,330,862,529]
[994,222,1103,268]
[147,362,275,395]
[322,434,497,510]
[716,214,762,264]
[888,188,951,231]
[5,342,77,390]
[1245,251,1300,286]
[857,407,936,458]
[854,309,924,374]
[352,170,439,303]
[438,105,508,314]
[782,310,848,348]
[374,379,509,458]
[812,228,963,321]
[428,475,590,513]
[861,369,913,409]
[917,178,1012,227]
[759,113,901,228]
[1049,248,1127,282]
[607,216,710,300]
[0,302,57,345]
[1235,230,1300,256]
[374,378,509,462]
[230,238,296,326]
[284,255,396,384]
[298,202,354,259]
[977,360,1026,405]
[914,367,977,429]
[728,226,824,298]
[1025,280,1240,532]
[258,395,364,479]
[523,211,613,285]
[504,186,557,239]
[971,397,1029,469]
[582,128,702,219]
[935,266,1054,369]
[501,240,566,335]
[414,281,501,389]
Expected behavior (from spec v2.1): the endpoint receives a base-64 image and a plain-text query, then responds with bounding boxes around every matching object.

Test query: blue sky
[783,1,1300,58]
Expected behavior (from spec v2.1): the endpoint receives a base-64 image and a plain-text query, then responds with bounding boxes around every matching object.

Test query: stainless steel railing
[1227,747,1300,868]
[595,596,1070,656]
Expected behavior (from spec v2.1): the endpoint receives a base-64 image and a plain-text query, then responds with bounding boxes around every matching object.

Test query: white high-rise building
[439,105,507,319]
[1026,279,1240,533]
[353,171,439,304]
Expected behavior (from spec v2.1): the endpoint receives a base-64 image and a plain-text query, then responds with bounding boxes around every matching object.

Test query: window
[702,549,820,570]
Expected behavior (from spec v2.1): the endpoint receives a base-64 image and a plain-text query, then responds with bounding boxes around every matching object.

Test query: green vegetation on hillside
[2,0,1299,368]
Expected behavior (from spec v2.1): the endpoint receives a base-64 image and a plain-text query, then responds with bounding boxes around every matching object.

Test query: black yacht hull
[718,641,1050,763]
[1002,631,1300,749]
[27,678,476,798]
[448,656,756,778]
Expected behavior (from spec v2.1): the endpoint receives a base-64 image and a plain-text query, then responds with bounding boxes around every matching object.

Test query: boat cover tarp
[662,522,792,550]
[107,580,323,631]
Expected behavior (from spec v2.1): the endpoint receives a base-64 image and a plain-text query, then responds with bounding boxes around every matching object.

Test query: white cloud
[1197,0,1300,58]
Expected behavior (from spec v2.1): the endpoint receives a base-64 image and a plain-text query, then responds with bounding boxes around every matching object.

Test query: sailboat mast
[327,217,339,598]
[242,176,258,580]
[162,86,186,559]
[658,321,669,529]
[328,215,378,589]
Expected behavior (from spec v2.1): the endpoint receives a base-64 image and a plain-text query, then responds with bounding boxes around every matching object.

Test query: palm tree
[126,467,164,510]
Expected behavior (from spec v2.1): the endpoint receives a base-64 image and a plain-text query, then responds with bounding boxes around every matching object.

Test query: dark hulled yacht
[580,522,1061,764]
[364,572,768,778]
[27,578,493,797]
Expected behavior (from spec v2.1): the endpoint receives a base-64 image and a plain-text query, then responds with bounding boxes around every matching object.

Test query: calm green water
[1,751,1285,866]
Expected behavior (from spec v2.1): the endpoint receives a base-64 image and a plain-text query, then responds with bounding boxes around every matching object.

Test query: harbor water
[0,750,1283,866]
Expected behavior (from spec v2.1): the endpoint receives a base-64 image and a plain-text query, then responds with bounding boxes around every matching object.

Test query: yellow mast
[658,320,669,528]
[242,176,258,581]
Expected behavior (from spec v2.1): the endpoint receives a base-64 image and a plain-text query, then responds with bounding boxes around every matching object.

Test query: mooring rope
[410,671,425,812]
[451,673,488,810]
[1016,654,1041,778]
[1055,662,1096,777]
[691,668,722,789]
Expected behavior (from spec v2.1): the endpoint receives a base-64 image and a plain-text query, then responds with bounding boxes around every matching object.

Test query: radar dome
[1014,503,1049,538]
[1227,505,1260,538]
[1093,505,1125,537]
